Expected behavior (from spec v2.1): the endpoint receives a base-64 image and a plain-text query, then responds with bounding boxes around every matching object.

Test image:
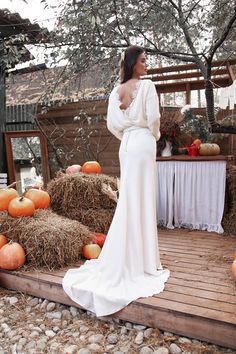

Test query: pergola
[146,58,236,105]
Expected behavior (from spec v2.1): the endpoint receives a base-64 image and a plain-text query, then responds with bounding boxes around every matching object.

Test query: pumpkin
[232,259,236,280]
[199,143,220,156]
[83,244,101,259]
[0,188,19,211]
[66,164,82,174]
[93,233,107,248]
[8,196,35,218]
[81,161,102,174]
[193,139,202,148]
[0,234,8,249]
[25,188,50,209]
[0,242,25,270]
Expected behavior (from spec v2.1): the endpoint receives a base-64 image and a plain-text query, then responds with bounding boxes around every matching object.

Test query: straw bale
[0,209,93,270]
[47,172,117,212]
[76,208,114,234]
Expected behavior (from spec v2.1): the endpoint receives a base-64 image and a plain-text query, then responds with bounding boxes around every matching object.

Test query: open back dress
[62,79,170,316]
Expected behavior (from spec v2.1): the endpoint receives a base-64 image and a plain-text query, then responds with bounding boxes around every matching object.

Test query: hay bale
[46,173,117,232]
[47,172,117,212]
[77,208,114,234]
[0,209,93,270]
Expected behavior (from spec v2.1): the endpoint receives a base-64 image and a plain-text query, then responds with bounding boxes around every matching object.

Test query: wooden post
[186,83,191,104]
[0,64,7,174]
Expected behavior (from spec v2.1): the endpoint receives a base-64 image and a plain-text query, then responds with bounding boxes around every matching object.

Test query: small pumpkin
[232,259,236,280]
[0,234,8,249]
[83,244,101,259]
[199,143,220,156]
[93,233,107,248]
[192,139,202,148]
[66,164,82,174]
[81,161,102,174]
[8,196,35,218]
[0,188,19,211]
[0,242,26,270]
[25,188,50,209]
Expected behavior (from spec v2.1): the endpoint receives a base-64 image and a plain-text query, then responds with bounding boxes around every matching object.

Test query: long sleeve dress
[62,79,170,317]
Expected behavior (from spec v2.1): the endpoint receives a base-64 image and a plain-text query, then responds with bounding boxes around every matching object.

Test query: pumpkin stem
[19,196,25,202]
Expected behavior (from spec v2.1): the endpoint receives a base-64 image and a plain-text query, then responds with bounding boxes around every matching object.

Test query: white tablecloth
[156,160,226,233]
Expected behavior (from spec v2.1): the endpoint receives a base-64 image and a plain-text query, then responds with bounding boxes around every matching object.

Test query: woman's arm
[145,81,161,141]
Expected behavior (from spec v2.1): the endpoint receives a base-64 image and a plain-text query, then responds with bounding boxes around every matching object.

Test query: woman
[63,45,170,317]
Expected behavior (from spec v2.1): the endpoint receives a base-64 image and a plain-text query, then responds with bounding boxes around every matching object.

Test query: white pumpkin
[199,143,220,156]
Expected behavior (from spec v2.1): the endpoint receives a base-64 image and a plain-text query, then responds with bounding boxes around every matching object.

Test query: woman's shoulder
[141,78,155,87]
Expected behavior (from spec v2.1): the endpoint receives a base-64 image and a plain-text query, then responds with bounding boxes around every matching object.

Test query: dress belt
[123,126,148,133]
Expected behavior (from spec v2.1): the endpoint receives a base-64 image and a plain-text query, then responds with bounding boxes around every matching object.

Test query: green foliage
[180,107,214,142]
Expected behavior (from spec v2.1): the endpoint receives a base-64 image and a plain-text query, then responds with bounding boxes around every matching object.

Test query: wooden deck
[0,229,236,349]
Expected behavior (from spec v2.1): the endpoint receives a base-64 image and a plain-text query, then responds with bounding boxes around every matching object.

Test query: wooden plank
[156,155,229,161]
[1,270,235,349]
[117,300,236,349]
[164,283,236,304]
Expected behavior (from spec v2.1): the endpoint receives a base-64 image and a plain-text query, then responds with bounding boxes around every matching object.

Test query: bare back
[117,79,140,110]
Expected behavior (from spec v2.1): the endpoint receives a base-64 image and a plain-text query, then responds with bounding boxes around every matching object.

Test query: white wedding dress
[62,79,170,316]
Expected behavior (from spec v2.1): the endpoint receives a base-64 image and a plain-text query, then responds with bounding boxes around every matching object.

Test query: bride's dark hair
[120,45,145,84]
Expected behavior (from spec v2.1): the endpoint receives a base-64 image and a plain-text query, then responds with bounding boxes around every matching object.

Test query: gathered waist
[123,126,148,134]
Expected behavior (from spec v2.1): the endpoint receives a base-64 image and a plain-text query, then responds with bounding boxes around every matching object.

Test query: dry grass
[0,209,93,270]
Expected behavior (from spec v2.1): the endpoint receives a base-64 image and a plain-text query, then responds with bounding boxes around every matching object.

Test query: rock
[144,328,153,338]
[46,311,62,319]
[63,344,79,354]
[80,325,89,333]
[139,346,154,354]
[9,297,18,305]
[178,337,192,344]
[164,332,173,337]
[62,309,72,320]
[45,330,56,338]
[88,333,104,343]
[153,347,169,354]
[87,343,102,351]
[40,299,49,309]
[46,302,56,312]
[30,331,40,337]
[107,333,118,344]
[125,322,133,329]
[169,343,182,354]
[134,324,147,331]
[135,331,144,345]
[78,349,91,354]
[70,306,79,317]
[120,326,128,335]
[29,297,39,306]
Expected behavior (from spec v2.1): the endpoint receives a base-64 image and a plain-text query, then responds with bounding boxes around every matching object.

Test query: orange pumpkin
[93,233,107,248]
[0,234,8,249]
[83,244,101,259]
[0,188,19,211]
[193,139,202,148]
[25,188,50,209]
[8,197,35,218]
[232,260,236,280]
[81,161,102,174]
[0,242,25,270]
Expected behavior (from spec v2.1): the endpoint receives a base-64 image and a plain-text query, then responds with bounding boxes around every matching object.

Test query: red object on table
[187,144,199,156]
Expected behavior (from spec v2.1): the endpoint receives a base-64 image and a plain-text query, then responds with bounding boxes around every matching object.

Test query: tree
[42,0,236,133]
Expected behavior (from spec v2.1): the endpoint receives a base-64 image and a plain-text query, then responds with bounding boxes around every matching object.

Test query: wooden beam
[147,58,236,75]
[186,83,191,104]
[151,68,228,82]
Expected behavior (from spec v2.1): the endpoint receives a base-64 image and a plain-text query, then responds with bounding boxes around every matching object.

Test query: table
[156,155,228,233]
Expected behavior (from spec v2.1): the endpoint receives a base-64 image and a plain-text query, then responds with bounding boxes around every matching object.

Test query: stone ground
[0,288,235,354]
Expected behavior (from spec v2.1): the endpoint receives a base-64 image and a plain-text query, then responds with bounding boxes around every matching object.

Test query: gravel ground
[0,288,235,354]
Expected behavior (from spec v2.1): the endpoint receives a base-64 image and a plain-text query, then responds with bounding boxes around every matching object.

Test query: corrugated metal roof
[0,8,49,43]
